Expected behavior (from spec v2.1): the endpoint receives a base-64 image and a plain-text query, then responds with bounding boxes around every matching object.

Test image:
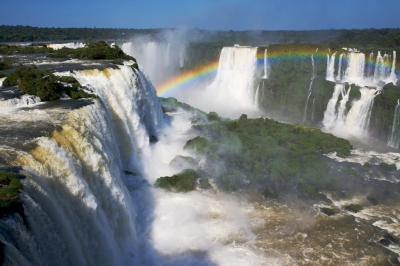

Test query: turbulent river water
[0,50,399,265]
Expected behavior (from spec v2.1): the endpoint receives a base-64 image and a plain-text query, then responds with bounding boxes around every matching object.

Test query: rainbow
[156,48,397,97]
[157,60,219,97]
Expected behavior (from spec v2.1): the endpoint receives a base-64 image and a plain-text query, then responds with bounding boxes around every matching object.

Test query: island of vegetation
[155,97,353,201]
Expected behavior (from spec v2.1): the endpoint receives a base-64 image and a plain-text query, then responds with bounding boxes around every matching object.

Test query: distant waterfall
[165,43,171,66]
[326,52,336,82]
[121,41,179,85]
[336,53,344,81]
[262,49,268,78]
[330,50,397,87]
[388,99,400,148]
[47,42,84,50]
[323,85,379,136]
[322,84,344,129]
[303,54,315,122]
[206,46,258,110]
[179,44,186,68]
[344,52,365,84]
[311,98,315,122]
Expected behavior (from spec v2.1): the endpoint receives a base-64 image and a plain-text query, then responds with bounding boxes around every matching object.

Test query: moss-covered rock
[0,171,23,217]
[345,204,363,213]
[320,207,335,216]
[169,155,197,169]
[154,169,196,192]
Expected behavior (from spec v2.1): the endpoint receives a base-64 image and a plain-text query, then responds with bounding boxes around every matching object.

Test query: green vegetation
[345,204,363,213]
[366,195,378,205]
[0,43,53,55]
[154,169,196,192]
[185,114,351,199]
[379,162,397,171]
[183,136,212,155]
[0,171,23,216]
[49,41,134,60]
[160,97,206,115]
[3,64,62,100]
[3,64,95,100]
[320,207,335,216]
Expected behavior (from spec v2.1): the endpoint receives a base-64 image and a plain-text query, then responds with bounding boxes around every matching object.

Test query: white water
[0,77,5,86]
[179,44,186,68]
[324,86,379,137]
[262,49,268,78]
[180,46,260,118]
[326,52,336,82]
[388,99,400,148]
[0,95,41,109]
[336,53,344,81]
[330,50,397,86]
[303,54,315,122]
[47,42,85,50]
[121,41,182,85]
[0,66,165,265]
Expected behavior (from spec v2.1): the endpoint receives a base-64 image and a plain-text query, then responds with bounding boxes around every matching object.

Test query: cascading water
[179,44,186,68]
[388,99,400,148]
[344,52,365,85]
[322,84,344,129]
[46,42,85,50]
[336,53,344,81]
[0,95,41,109]
[0,66,164,265]
[323,85,379,137]
[326,52,336,82]
[204,46,259,113]
[262,49,268,78]
[303,54,315,122]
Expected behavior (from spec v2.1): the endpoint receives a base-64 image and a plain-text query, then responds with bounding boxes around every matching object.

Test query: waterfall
[0,66,164,265]
[344,52,365,84]
[336,85,352,126]
[366,52,375,78]
[389,51,397,84]
[165,43,171,66]
[388,99,400,148]
[0,77,5,86]
[326,52,336,82]
[344,88,379,135]
[336,53,344,81]
[0,95,41,109]
[322,84,343,129]
[311,98,315,122]
[47,42,85,50]
[254,84,260,106]
[205,46,259,111]
[303,54,315,122]
[262,49,268,78]
[179,44,186,68]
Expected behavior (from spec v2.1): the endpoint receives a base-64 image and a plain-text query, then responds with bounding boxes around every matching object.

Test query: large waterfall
[121,41,184,86]
[0,66,164,265]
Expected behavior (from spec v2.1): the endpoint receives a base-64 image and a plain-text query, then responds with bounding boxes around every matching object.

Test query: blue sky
[1,0,400,30]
